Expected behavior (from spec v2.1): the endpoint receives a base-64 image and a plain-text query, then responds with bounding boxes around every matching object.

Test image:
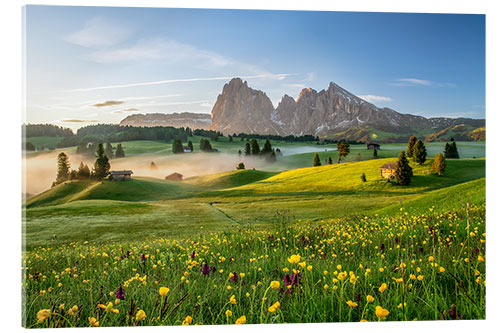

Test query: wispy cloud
[112,108,139,114]
[359,95,393,103]
[391,78,456,88]
[61,119,98,123]
[62,73,295,92]
[92,100,124,107]
[64,17,131,48]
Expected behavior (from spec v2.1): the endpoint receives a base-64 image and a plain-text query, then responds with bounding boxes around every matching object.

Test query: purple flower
[230,271,238,283]
[380,243,385,252]
[140,253,146,265]
[116,285,125,300]
[202,263,210,276]
[191,251,196,259]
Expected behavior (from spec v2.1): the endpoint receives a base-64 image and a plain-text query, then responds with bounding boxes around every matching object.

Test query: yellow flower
[307,265,313,271]
[159,287,170,297]
[299,261,306,268]
[135,309,146,322]
[478,255,485,262]
[324,284,329,290]
[240,273,245,278]
[225,309,233,317]
[230,295,237,305]
[428,256,434,262]
[37,309,51,323]
[346,300,358,308]
[409,274,416,280]
[88,317,99,327]
[439,267,445,273]
[288,254,301,264]
[360,319,368,322]
[378,283,387,293]
[227,285,232,290]
[375,306,390,319]
[349,274,357,284]
[246,292,250,297]
[397,302,407,309]
[366,295,375,303]
[268,301,280,313]
[393,277,403,283]
[270,281,280,289]
[235,315,246,324]
[183,315,193,325]
[417,275,424,281]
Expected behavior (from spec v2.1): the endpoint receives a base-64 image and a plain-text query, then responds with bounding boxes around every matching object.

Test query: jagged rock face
[210,78,283,135]
[120,112,211,129]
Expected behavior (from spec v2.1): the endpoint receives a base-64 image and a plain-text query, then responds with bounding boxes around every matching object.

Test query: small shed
[165,172,183,181]
[109,170,133,181]
[380,162,396,179]
[367,143,380,150]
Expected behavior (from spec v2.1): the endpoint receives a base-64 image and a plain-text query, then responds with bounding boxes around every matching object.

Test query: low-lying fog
[23,151,280,196]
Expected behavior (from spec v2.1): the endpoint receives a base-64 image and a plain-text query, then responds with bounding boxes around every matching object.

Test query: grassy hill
[184,169,278,189]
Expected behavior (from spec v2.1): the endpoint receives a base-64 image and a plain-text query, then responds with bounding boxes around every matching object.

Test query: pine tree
[250,139,260,156]
[373,148,378,158]
[115,144,125,158]
[69,170,78,180]
[313,153,321,167]
[327,156,333,165]
[265,150,277,163]
[77,162,91,179]
[337,140,350,163]
[105,142,114,159]
[228,135,233,142]
[188,140,194,152]
[394,150,413,186]
[93,143,110,180]
[444,138,460,159]
[172,139,184,154]
[236,162,245,170]
[238,150,242,157]
[55,152,70,184]
[407,136,417,158]
[432,152,446,176]
[244,143,251,156]
[361,173,367,182]
[261,139,273,156]
[412,140,427,164]
[150,162,158,170]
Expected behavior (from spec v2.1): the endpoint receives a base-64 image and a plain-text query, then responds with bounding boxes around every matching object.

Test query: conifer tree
[394,150,413,186]
[236,162,245,170]
[407,136,417,158]
[373,148,378,158]
[188,140,194,152]
[150,161,158,170]
[244,142,251,156]
[265,150,277,163]
[250,139,260,156]
[115,144,125,158]
[313,153,321,167]
[105,142,114,159]
[432,152,446,176]
[444,138,460,159]
[77,162,91,179]
[412,140,427,164]
[337,140,350,163]
[327,156,333,165]
[93,143,110,180]
[55,152,70,184]
[172,139,184,154]
[261,139,273,156]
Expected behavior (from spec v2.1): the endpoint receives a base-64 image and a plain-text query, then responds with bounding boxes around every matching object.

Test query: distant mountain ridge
[119,78,484,142]
[120,112,211,129]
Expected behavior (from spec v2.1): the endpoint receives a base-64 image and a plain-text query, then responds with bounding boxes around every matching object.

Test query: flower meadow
[23,204,485,327]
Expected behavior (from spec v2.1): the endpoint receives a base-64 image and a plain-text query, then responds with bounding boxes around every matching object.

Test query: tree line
[53,143,112,187]
[23,124,74,137]
[239,139,278,163]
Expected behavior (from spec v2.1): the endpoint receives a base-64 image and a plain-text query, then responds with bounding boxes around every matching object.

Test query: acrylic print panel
[22,5,485,328]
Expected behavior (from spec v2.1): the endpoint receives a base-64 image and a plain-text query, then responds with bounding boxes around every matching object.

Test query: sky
[24,6,486,130]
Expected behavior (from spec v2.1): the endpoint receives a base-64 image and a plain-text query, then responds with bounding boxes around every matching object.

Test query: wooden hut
[109,170,133,181]
[380,162,396,179]
[367,143,380,150]
[165,172,183,181]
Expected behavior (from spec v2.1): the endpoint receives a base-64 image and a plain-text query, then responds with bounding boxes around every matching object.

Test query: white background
[1,1,498,332]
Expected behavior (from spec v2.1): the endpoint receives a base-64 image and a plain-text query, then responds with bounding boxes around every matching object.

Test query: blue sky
[25,6,485,129]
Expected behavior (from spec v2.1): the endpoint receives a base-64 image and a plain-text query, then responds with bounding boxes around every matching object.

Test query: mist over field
[23,151,272,195]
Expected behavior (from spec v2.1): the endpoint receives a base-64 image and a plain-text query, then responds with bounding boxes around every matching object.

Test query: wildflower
[478,255,485,262]
[397,302,407,309]
[37,309,51,323]
[288,254,301,264]
[270,281,280,289]
[428,256,434,262]
[225,309,233,317]
[227,285,232,290]
[116,285,125,300]
[230,295,237,305]
[379,283,387,293]
[324,284,329,290]
[88,317,99,327]
[375,306,390,319]
[346,300,358,308]
[235,315,246,324]
[393,277,403,283]
[136,309,146,322]
[183,315,193,325]
[159,287,170,297]
[366,295,375,303]
[230,272,239,283]
[268,301,280,313]
[307,265,313,271]
[439,267,446,273]
[409,274,416,280]
[246,292,250,297]
[299,261,306,268]
[202,263,210,276]
[68,305,78,316]
[350,274,357,284]
[240,273,245,278]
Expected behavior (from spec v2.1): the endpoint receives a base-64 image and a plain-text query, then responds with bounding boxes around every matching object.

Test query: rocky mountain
[120,112,211,129]
[210,78,283,135]
[210,78,484,142]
